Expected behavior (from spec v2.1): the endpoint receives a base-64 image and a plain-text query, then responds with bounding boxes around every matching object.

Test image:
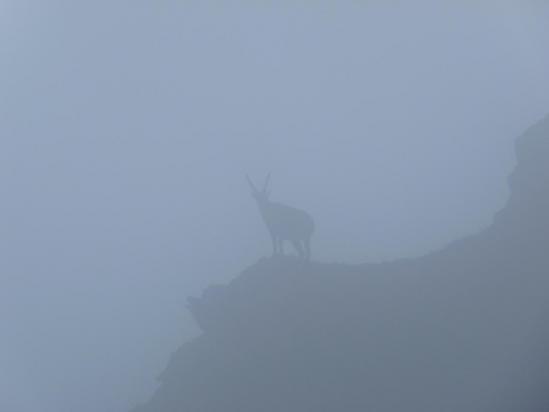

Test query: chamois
[247,174,315,260]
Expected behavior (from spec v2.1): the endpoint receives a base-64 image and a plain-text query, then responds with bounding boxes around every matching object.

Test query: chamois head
[246,173,271,205]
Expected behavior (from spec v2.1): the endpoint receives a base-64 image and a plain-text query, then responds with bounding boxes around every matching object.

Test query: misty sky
[2,2,549,411]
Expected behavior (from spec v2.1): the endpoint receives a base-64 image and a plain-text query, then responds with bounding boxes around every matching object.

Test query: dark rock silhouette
[132,116,549,412]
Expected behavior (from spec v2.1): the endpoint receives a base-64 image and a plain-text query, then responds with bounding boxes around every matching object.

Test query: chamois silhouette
[247,174,315,260]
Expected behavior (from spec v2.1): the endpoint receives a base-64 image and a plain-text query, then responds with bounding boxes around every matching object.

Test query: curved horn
[246,174,258,193]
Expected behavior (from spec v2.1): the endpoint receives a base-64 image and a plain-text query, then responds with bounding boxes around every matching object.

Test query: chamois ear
[246,174,258,193]
[263,172,271,195]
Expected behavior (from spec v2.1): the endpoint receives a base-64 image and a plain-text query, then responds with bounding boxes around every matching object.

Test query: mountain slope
[132,115,549,412]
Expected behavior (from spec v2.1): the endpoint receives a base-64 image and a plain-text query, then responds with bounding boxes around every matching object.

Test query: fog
[1,1,549,411]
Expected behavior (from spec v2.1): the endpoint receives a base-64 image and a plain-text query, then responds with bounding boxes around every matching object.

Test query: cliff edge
[133,116,549,412]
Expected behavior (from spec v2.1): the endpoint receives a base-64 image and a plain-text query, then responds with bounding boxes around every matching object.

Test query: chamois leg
[278,239,285,255]
[271,233,277,256]
[304,236,311,261]
[292,240,305,259]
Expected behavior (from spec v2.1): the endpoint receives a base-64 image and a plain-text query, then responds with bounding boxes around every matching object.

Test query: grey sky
[1,2,549,411]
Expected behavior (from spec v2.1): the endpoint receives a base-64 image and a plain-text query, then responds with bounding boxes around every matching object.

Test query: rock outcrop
[133,115,549,411]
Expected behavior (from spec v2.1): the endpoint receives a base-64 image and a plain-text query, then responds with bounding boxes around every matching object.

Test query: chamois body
[248,175,315,260]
